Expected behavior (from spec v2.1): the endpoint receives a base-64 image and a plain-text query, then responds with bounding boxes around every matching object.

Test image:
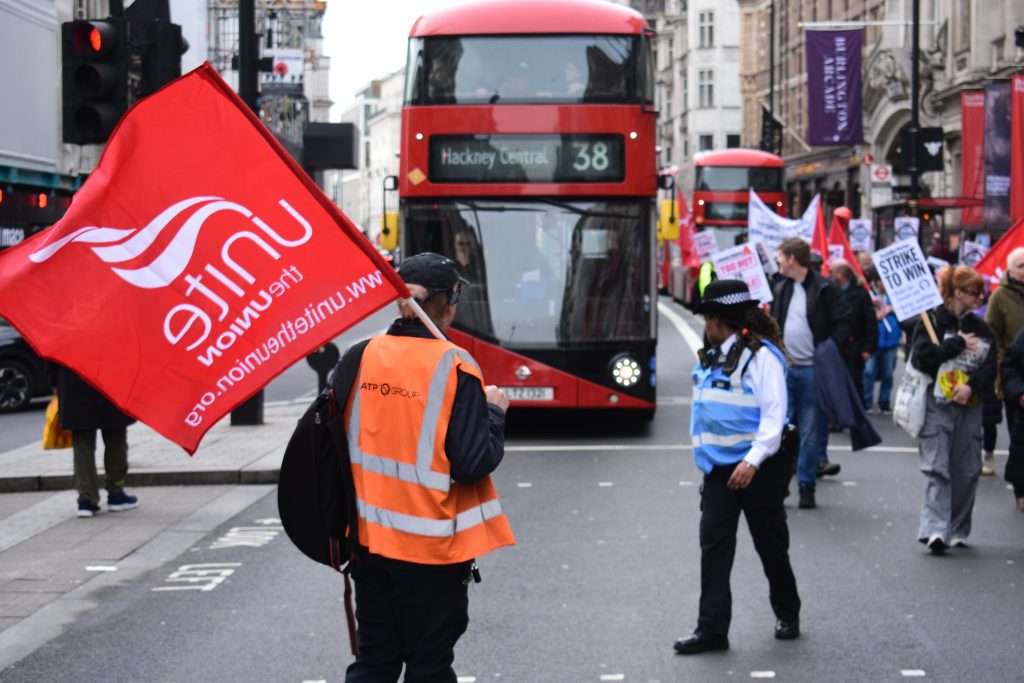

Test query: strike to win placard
[871,240,943,322]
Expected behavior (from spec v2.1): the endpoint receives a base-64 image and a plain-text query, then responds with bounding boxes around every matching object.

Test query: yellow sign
[379,211,399,251]
[657,199,680,241]
[407,168,426,185]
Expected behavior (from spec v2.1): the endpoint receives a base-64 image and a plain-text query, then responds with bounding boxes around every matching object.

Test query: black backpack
[277,341,368,653]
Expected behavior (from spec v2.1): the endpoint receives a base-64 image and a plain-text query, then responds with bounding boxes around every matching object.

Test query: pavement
[0,400,306,663]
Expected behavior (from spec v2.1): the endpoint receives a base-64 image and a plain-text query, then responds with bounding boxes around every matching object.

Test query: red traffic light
[70,21,118,57]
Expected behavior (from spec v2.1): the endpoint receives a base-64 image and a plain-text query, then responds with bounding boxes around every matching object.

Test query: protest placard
[871,239,943,323]
[751,240,778,275]
[828,244,844,263]
[693,230,718,260]
[747,190,819,253]
[711,243,774,304]
[893,216,920,243]
[848,218,873,251]
[959,240,989,267]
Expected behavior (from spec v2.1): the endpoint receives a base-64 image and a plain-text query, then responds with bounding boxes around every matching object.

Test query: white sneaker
[981,452,995,476]
[949,537,968,548]
[926,534,947,554]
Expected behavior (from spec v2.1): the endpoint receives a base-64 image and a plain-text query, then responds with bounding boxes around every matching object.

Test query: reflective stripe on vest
[357,498,505,538]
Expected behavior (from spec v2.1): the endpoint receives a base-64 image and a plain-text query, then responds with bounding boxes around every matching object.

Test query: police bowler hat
[695,279,759,316]
[397,252,469,301]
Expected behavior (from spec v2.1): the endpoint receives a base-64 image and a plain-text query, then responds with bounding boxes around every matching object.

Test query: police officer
[675,279,802,655]
[338,252,515,682]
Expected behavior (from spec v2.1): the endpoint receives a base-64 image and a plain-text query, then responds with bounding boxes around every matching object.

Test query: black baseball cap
[397,252,469,299]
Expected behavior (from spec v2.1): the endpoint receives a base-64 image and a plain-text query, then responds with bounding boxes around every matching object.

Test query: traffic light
[139,21,185,96]
[62,19,128,144]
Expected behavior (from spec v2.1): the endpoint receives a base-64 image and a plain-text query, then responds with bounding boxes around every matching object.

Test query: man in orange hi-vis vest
[336,252,515,683]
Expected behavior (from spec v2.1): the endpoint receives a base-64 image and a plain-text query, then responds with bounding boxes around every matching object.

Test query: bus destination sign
[429,134,624,184]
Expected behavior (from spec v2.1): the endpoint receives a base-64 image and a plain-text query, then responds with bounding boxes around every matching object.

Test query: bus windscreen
[695,166,783,193]
[405,35,648,105]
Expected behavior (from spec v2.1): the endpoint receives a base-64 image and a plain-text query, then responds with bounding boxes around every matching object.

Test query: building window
[699,11,715,48]
[698,69,714,108]
[726,134,741,148]
[699,134,714,152]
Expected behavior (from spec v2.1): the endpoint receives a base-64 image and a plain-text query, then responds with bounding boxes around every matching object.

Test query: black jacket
[842,284,878,358]
[770,270,852,349]
[55,367,135,431]
[909,305,997,394]
[1000,327,1024,404]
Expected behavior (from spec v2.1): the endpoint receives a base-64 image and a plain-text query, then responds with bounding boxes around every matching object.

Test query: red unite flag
[826,216,867,284]
[975,217,1024,284]
[811,199,830,275]
[0,64,409,453]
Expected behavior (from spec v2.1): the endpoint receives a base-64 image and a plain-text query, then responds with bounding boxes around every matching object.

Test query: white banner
[711,243,774,305]
[893,216,920,243]
[693,230,718,260]
[960,240,989,267]
[872,240,943,322]
[848,218,873,251]
[748,191,819,254]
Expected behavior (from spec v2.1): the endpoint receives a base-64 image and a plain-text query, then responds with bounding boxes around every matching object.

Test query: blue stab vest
[690,340,786,474]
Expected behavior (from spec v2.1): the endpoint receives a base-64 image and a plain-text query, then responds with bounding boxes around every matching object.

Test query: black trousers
[697,455,801,636]
[345,555,471,683]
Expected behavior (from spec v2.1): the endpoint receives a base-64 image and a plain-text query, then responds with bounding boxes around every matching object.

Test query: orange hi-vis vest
[344,334,515,565]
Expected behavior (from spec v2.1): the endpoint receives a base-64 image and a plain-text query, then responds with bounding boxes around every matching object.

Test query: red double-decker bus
[681,149,786,250]
[397,0,658,415]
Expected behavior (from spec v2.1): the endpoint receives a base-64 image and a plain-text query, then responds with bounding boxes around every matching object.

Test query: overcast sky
[322,0,460,117]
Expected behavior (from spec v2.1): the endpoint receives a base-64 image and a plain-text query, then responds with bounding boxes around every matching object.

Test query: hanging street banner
[893,216,920,243]
[1012,75,1024,223]
[711,243,774,305]
[848,218,873,251]
[0,64,408,454]
[806,28,864,146]
[960,90,986,226]
[871,240,943,322]
[748,190,820,254]
[984,80,1013,228]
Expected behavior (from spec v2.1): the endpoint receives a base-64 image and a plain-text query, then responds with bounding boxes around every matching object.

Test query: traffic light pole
[908,0,921,220]
[231,0,264,426]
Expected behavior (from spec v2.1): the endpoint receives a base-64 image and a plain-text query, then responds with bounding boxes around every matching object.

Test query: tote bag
[42,395,73,450]
[892,352,930,438]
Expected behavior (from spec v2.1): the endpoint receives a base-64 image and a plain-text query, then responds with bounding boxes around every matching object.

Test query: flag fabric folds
[975,217,1024,284]
[0,63,409,453]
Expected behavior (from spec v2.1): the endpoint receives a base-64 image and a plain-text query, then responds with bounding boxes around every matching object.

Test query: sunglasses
[961,288,984,298]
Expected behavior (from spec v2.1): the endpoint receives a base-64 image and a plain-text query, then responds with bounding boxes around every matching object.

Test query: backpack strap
[324,339,370,560]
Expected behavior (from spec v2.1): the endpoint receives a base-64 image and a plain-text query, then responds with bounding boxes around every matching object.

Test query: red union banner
[1012,75,1024,223]
[975,217,1024,284]
[960,90,986,227]
[0,64,408,453]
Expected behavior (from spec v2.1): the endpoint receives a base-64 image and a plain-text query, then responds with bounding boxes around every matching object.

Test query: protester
[771,238,852,509]
[334,252,515,682]
[863,276,901,414]
[675,279,801,655]
[984,246,1024,477]
[54,366,138,518]
[909,265,996,554]
[998,327,1024,510]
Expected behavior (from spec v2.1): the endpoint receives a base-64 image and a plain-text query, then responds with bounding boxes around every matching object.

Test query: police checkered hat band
[695,279,759,315]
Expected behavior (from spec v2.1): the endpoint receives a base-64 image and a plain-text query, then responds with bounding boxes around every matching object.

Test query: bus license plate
[501,386,554,401]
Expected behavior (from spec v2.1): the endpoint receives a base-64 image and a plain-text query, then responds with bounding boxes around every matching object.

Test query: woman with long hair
[908,265,997,554]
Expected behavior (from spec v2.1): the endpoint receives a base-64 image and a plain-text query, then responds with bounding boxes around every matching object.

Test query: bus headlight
[611,355,641,387]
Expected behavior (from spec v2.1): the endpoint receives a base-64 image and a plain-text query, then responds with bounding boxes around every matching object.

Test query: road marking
[598,482,614,487]
[152,562,241,592]
[842,481,858,486]
[679,481,695,486]
[658,300,703,354]
[301,680,327,683]
[599,675,625,681]
[506,443,929,454]
[209,526,282,550]
[517,482,533,488]
[751,672,776,679]
[456,677,477,683]
[85,566,117,572]
[901,671,927,677]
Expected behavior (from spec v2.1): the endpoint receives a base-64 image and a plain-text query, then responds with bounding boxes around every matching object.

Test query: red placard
[0,64,408,453]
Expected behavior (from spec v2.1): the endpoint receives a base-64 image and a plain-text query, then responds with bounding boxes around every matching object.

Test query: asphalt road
[2,298,1023,682]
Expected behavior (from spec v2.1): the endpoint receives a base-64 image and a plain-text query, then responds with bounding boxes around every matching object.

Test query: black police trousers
[345,554,471,683]
[696,454,801,636]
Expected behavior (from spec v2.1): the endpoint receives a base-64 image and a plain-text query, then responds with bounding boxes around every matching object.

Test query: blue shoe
[77,498,101,518]
[107,489,138,512]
